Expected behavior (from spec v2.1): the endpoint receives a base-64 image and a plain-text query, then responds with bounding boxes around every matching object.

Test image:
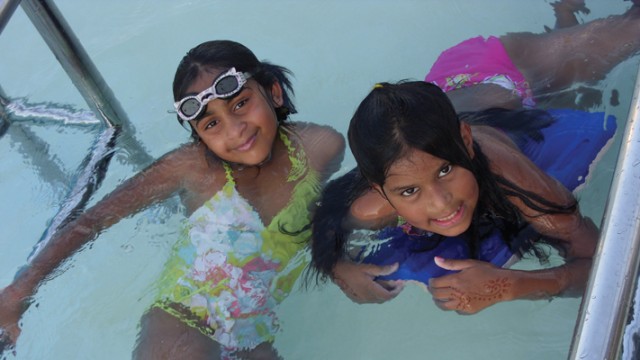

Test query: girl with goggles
[0,40,345,359]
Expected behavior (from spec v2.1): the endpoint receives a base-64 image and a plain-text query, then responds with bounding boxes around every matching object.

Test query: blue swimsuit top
[358,109,616,285]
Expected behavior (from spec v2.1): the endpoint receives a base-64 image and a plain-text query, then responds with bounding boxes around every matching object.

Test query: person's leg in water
[133,307,281,360]
[502,4,640,106]
[442,4,640,112]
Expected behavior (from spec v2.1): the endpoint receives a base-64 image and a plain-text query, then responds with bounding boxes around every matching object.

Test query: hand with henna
[428,257,513,314]
[332,260,405,304]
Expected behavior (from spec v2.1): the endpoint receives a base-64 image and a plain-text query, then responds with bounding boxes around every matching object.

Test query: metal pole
[20,0,153,167]
[0,0,21,36]
[569,67,640,359]
[0,85,9,137]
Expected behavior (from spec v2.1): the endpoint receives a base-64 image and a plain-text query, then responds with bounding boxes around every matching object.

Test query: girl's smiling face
[375,126,479,237]
[187,69,282,166]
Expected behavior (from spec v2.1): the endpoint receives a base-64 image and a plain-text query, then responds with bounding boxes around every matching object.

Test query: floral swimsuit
[153,129,320,357]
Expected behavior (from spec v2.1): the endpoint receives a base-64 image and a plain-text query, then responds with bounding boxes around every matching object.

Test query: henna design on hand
[451,277,512,311]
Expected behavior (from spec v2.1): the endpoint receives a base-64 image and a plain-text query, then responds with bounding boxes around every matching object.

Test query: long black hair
[345,81,577,264]
[307,167,370,283]
[173,40,297,140]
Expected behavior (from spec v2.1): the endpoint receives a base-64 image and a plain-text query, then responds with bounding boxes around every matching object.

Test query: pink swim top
[425,36,535,108]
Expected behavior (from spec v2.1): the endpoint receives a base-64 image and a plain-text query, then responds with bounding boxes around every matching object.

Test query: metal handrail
[0,0,21,36]
[20,0,153,167]
[569,66,640,359]
[0,0,154,264]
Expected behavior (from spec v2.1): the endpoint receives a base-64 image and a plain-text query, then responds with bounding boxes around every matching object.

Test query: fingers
[429,287,475,314]
[332,261,402,304]
[368,281,404,303]
[335,276,404,304]
[0,327,17,356]
[433,257,475,271]
[364,262,399,277]
[377,279,404,292]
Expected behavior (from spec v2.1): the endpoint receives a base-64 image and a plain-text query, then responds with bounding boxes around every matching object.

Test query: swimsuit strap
[279,126,308,182]
[222,161,235,185]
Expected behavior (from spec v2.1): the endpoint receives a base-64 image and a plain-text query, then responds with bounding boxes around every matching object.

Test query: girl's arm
[487,130,597,296]
[309,166,405,303]
[429,130,597,313]
[0,145,199,344]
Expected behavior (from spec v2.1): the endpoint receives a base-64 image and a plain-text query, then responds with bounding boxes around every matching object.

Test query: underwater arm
[309,167,404,303]
[0,147,192,347]
[495,141,598,300]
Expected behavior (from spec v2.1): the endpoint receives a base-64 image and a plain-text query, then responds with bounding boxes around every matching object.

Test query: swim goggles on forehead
[174,67,251,122]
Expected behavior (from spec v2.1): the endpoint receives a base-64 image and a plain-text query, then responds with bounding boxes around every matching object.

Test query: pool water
[0,1,638,359]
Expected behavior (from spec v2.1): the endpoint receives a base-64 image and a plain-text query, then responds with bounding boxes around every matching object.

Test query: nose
[226,116,247,139]
[425,183,452,216]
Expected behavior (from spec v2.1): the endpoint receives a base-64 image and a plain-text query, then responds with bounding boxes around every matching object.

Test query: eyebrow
[387,184,414,193]
[384,177,417,193]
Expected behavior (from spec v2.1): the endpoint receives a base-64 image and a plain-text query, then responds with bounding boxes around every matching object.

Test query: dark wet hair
[306,167,370,283]
[346,81,577,261]
[173,40,297,141]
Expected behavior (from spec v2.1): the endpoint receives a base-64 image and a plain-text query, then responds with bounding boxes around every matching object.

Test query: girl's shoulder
[290,121,344,144]
[288,121,345,174]
[473,126,538,179]
[473,126,574,206]
[159,142,228,211]
[154,142,226,184]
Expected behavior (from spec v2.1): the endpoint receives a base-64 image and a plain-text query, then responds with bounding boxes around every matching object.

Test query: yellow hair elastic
[373,83,383,89]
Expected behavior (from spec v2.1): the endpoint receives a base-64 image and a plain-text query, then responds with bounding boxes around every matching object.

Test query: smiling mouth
[432,205,464,227]
[236,133,257,151]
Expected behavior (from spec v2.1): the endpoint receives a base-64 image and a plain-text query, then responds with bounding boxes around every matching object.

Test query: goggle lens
[179,98,202,118]
[215,75,241,95]
[174,67,250,122]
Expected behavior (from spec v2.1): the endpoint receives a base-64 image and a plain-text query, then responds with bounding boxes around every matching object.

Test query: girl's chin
[420,220,471,237]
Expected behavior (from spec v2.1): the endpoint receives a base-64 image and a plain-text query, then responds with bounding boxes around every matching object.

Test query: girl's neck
[226,128,285,173]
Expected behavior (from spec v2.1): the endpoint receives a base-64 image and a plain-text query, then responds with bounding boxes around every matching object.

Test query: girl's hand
[0,285,29,354]
[428,257,513,314]
[333,260,404,304]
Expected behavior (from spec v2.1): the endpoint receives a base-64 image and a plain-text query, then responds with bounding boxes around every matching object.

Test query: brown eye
[204,119,219,129]
[438,164,453,178]
[234,98,248,111]
[401,187,418,197]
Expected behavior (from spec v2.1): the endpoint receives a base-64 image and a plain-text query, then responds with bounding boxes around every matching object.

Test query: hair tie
[373,83,383,89]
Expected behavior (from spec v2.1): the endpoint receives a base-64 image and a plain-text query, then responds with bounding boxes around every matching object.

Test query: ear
[270,81,284,107]
[460,122,474,158]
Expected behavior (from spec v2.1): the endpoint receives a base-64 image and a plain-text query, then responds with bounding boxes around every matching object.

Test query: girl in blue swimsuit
[312,81,601,314]
[312,2,640,307]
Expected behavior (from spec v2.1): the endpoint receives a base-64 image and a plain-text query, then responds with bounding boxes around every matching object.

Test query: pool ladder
[0,0,153,261]
[2,1,640,359]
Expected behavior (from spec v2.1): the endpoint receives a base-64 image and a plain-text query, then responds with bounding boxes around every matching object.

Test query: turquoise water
[0,1,638,359]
